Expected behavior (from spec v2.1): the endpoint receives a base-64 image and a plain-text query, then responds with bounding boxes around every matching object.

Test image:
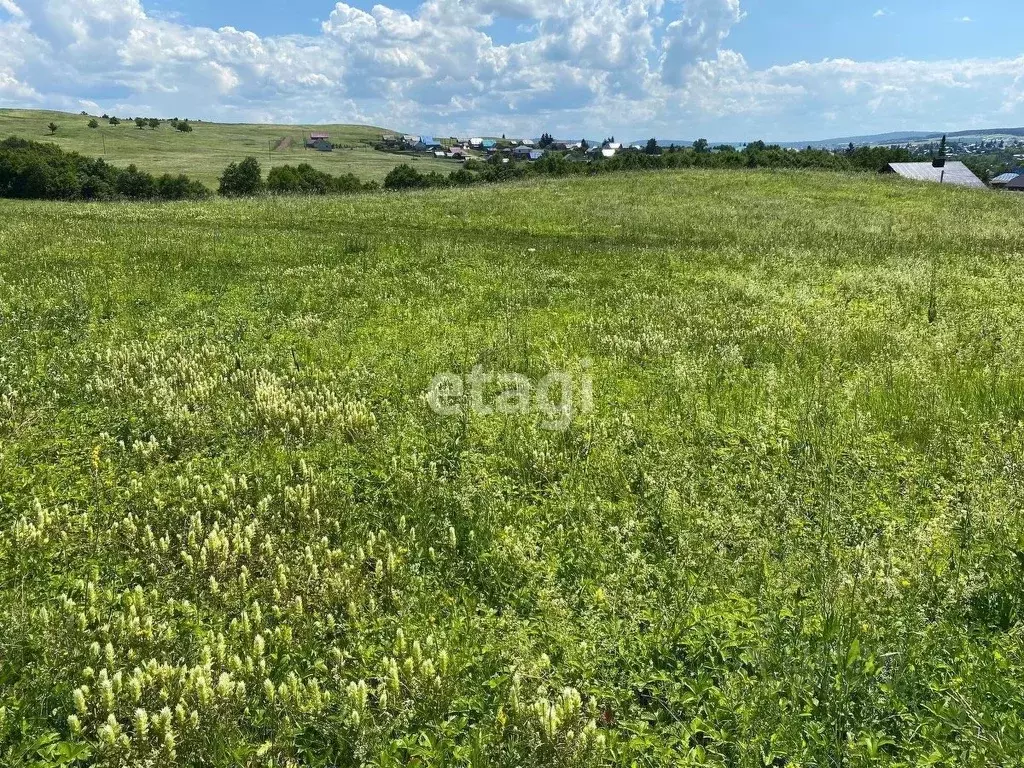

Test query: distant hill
[645,127,1024,150]
[0,108,461,186]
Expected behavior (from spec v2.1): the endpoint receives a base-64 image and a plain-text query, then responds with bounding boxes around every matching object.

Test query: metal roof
[1008,175,1024,190]
[991,173,1021,185]
[886,162,986,189]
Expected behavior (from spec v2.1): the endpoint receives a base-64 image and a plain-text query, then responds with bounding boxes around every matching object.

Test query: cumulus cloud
[0,0,1022,140]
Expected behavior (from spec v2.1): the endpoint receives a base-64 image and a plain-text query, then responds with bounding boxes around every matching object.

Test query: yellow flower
[91,445,101,473]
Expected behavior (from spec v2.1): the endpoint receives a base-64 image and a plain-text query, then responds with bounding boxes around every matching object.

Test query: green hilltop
[0,108,459,187]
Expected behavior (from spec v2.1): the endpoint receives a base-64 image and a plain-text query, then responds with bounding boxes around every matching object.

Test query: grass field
[0,109,461,187]
[2,169,1024,766]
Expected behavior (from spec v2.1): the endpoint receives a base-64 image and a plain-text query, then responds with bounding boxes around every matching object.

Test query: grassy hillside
[0,108,460,186]
[2,170,1024,766]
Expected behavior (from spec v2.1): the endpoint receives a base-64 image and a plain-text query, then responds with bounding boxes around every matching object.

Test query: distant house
[311,139,333,152]
[469,137,484,147]
[512,146,533,158]
[529,149,545,161]
[449,147,468,159]
[520,139,535,147]
[604,142,622,150]
[481,139,497,150]
[991,172,1020,188]
[403,134,420,145]
[884,161,985,189]
[310,132,330,142]
[421,136,441,148]
[1008,175,1024,193]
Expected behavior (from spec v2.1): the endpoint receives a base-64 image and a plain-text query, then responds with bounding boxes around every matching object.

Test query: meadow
[0,109,459,187]
[2,168,1024,767]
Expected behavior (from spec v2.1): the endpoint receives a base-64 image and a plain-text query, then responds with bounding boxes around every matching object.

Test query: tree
[644,138,659,155]
[176,120,193,133]
[108,116,121,126]
[938,134,947,158]
[48,123,58,135]
[580,138,589,151]
[218,157,263,196]
[538,132,554,148]
[148,118,160,129]
[87,119,99,129]
[693,138,710,153]
[846,142,856,156]
[135,117,146,129]
[383,164,426,190]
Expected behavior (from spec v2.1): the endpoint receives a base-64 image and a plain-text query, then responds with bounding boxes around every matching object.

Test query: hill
[648,126,1024,149]
[0,108,460,186]
[2,170,1024,766]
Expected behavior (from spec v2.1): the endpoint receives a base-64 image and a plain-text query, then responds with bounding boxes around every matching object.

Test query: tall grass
[1,169,1024,766]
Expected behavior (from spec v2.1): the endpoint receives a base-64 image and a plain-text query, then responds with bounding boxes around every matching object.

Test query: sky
[1,0,1022,141]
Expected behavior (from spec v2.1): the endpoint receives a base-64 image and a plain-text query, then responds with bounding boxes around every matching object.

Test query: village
[299,130,1024,191]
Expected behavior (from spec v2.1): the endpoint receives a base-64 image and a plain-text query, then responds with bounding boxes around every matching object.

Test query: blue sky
[2,0,1023,140]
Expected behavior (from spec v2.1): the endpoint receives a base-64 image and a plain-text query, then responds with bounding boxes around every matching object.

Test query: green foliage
[218,157,264,197]
[148,118,160,130]
[0,137,209,201]
[266,163,367,195]
[48,122,58,135]
[135,117,146,129]
[108,117,120,126]
[175,120,193,134]
[87,119,99,129]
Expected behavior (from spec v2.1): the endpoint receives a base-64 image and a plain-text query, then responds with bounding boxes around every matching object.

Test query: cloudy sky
[1,0,1022,141]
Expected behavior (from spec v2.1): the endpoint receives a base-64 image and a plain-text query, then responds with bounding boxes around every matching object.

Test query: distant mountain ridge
[644,127,1024,150]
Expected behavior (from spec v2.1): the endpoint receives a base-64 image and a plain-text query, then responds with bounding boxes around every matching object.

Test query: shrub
[219,157,264,197]
[383,164,426,190]
[48,123,58,135]
[87,119,99,129]
[0,136,207,201]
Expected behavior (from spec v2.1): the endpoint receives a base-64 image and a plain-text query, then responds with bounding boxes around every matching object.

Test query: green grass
[0,108,462,186]
[2,169,1024,766]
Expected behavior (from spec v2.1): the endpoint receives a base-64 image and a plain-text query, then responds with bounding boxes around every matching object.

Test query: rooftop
[886,162,985,189]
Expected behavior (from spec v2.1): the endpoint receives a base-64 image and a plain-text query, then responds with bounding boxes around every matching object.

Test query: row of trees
[0,138,209,201]
[218,158,379,196]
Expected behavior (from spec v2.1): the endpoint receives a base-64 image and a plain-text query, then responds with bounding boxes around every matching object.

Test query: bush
[0,136,208,201]
[383,164,426,190]
[87,119,99,129]
[219,157,264,197]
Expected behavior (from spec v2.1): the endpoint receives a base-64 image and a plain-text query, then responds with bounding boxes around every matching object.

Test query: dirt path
[273,136,293,151]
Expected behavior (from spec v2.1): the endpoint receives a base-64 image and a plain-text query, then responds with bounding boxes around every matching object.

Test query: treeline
[217,157,379,196]
[1,135,919,203]
[0,137,209,201]
[381,142,916,191]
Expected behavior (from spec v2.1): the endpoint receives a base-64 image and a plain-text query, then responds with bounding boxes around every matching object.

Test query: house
[481,139,497,150]
[309,132,330,142]
[434,150,447,158]
[421,136,441,148]
[311,139,333,152]
[520,139,535,147]
[449,147,468,159]
[1008,175,1024,193]
[403,134,420,145]
[991,172,1020,188]
[601,148,617,158]
[529,149,545,161]
[512,146,533,158]
[884,161,985,189]
[604,142,622,150]
[469,137,484,147]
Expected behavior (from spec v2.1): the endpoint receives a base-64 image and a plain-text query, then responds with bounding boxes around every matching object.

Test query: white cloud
[872,9,891,18]
[955,16,971,23]
[0,0,1022,140]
